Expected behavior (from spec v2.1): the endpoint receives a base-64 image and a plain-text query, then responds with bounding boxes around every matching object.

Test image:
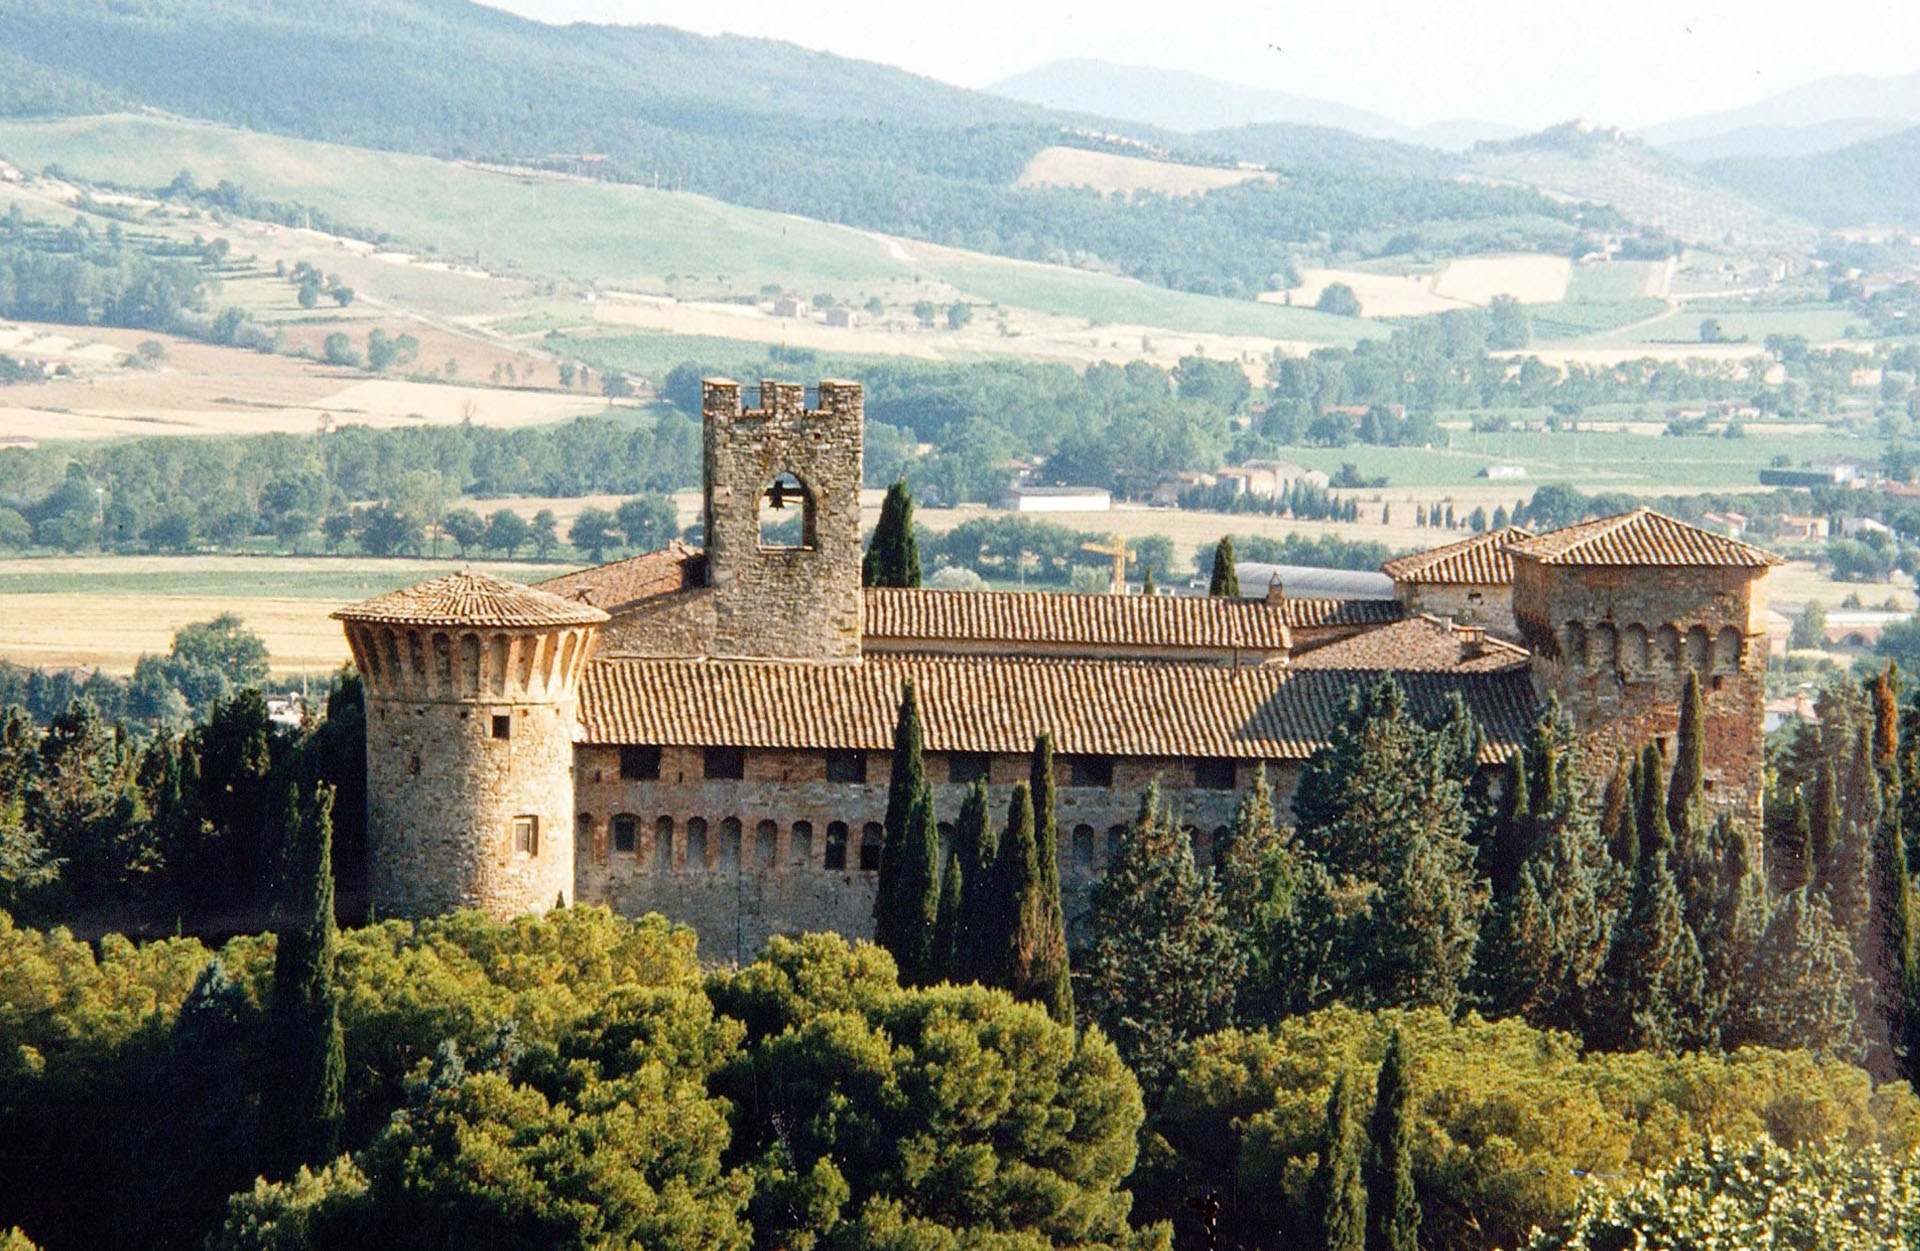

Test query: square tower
[702,378,864,660]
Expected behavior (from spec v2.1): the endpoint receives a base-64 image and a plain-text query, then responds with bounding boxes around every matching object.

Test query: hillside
[1699,127,1920,228]
[0,0,1601,301]
[1641,68,1920,156]
[1464,122,1812,249]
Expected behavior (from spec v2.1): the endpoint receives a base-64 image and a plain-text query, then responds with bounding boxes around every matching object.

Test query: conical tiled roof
[1381,526,1533,583]
[332,570,610,628]
[1507,509,1784,568]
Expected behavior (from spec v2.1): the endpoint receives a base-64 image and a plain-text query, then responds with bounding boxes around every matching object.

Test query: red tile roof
[1381,527,1533,584]
[1290,615,1531,673]
[862,588,1291,653]
[1278,598,1408,630]
[536,542,706,611]
[332,570,608,629]
[579,654,1532,761]
[1508,510,1784,568]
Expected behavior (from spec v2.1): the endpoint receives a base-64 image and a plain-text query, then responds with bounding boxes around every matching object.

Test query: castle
[333,379,1783,959]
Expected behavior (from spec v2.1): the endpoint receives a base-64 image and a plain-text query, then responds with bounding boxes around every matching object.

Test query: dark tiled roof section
[332,570,608,629]
[1290,615,1531,673]
[861,588,1292,651]
[578,654,1533,762]
[1507,510,1785,568]
[536,541,707,611]
[1381,527,1533,584]
[1278,598,1408,629]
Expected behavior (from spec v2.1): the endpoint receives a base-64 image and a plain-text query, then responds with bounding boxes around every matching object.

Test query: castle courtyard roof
[862,587,1292,653]
[332,570,610,629]
[1381,526,1533,584]
[578,653,1534,762]
[1507,509,1785,568]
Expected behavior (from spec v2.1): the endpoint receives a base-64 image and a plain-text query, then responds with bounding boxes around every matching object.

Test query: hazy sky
[488,0,1920,130]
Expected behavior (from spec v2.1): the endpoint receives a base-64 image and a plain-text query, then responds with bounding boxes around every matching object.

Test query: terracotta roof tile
[861,588,1291,652]
[536,542,706,611]
[1278,598,1408,629]
[1290,615,1531,673]
[578,654,1532,762]
[1381,527,1533,584]
[1508,510,1784,568]
[332,570,608,629]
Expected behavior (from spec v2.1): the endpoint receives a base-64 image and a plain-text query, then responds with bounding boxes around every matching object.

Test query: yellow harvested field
[1,593,352,674]
[1014,146,1273,196]
[1265,254,1572,318]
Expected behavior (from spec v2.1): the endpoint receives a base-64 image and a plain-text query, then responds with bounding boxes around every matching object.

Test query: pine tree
[1081,785,1242,1085]
[265,783,344,1174]
[1026,733,1073,1024]
[1209,536,1240,597]
[1314,1071,1367,1251]
[861,478,922,588]
[1603,848,1710,1052]
[952,778,995,982]
[1727,887,1868,1061]
[1366,1031,1419,1251]
[933,849,963,981]
[873,682,926,942]
[979,783,1046,1003]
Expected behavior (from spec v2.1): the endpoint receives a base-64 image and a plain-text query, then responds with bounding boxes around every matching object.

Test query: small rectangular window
[512,815,538,856]
[1069,756,1114,788]
[825,750,868,783]
[948,752,991,784]
[1194,758,1236,790]
[620,746,661,780]
[611,814,638,853]
[704,746,745,780]
[491,714,512,740]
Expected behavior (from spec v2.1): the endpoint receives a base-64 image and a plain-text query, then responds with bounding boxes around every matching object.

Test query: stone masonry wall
[571,743,1280,961]
[1513,559,1770,827]
[1399,581,1519,641]
[702,379,863,661]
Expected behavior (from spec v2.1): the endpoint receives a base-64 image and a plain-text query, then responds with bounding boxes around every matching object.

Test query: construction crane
[1079,532,1131,595]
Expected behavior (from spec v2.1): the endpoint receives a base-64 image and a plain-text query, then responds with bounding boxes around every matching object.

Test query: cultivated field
[1014,146,1273,195]
[1265,254,1575,319]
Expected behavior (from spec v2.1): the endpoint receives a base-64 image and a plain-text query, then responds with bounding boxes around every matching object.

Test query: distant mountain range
[988,59,1518,150]
[1701,127,1920,228]
[1639,70,1920,158]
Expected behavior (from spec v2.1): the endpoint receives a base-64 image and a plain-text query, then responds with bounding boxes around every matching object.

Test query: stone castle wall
[1513,559,1770,824]
[1398,581,1519,640]
[702,379,863,661]
[571,742,1274,960]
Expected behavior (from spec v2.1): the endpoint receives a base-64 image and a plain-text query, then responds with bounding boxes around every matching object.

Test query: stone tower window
[948,752,991,784]
[705,747,745,780]
[612,814,639,854]
[684,818,709,870]
[620,746,661,780]
[859,822,883,872]
[825,821,849,870]
[1072,823,1096,868]
[1194,758,1236,790]
[491,714,512,740]
[758,471,816,550]
[511,815,539,856]
[1070,756,1115,788]
[791,821,814,868]
[653,817,674,872]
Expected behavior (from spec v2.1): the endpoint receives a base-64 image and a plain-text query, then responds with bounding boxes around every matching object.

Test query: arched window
[1072,823,1096,869]
[1107,824,1128,864]
[1591,622,1618,670]
[790,821,814,869]
[859,822,883,872]
[1714,626,1743,672]
[720,817,743,870]
[684,818,708,871]
[653,816,674,872]
[611,813,639,854]
[1685,625,1711,671]
[755,819,778,869]
[825,821,849,871]
[759,471,816,550]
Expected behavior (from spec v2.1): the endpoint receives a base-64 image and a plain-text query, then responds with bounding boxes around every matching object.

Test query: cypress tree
[1027,733,1073,1023]
[1487,749,1532,899]
[1874,803,1919,1076]
[1771,787,1813,894]
[1604,847,1710,1053]
[885,788,941,986]
[1728,886,1868,1060]
[1366,1031,1419,1251]
[1142,566,1156,594]
[1666,670,1707,843]
[1216,764,1293,1024]
[981,782,1046,1002]
[1314,1070,1367,1251]
[952,778,995,982]
[1600,754,1636,879]
[1635,743,1672,865]
[1871,664,1900,780]
[861,478,922,588]
[1699,815,1767,1042]
[1208,536,1240,597]
[1810,761,1841,889]
[934,848,963,982]
[873,682,925,939]
[265,783,344,1174]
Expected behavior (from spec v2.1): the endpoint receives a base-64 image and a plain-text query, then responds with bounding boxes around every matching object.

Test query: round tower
[333,570,608,920]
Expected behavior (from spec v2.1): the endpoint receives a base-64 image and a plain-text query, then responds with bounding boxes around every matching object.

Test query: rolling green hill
[1699,127,1920,228]
[0,0,1600,300]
